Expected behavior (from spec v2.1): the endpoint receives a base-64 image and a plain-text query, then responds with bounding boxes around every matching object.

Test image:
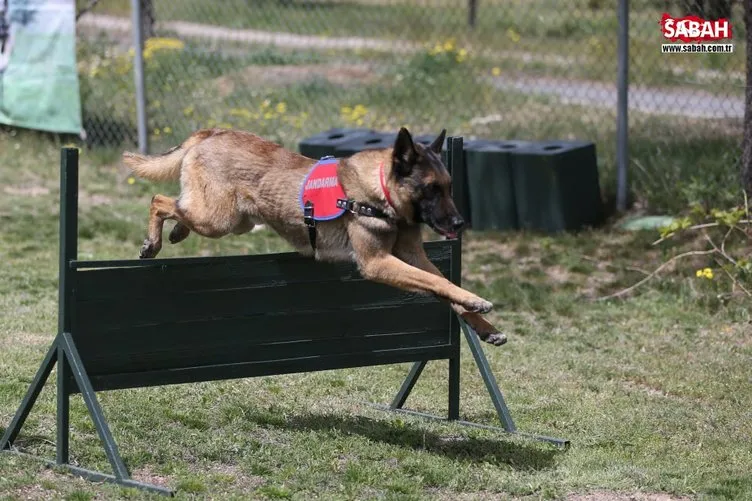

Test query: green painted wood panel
[79,345,454,392]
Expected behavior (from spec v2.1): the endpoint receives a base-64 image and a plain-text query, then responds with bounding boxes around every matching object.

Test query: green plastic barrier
[511,140,604,233]
[333,131,398,157]
[464,140,530,231]
[298,128,373,159]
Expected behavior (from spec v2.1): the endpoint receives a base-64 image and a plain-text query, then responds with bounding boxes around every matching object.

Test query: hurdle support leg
[1,334,174,497]
[1,341,58,451]
[375,318,570,449]
[390,361,427,410]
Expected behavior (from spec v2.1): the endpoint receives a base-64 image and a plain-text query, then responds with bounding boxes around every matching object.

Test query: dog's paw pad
[484,332,507,346]
[139,239,160,259]
[468,299,493,314]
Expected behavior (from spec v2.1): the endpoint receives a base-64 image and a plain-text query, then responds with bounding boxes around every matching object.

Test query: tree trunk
[680,0,704,15]
[743,0,752,196]
[706,0,733,20]
[140,0,155,38]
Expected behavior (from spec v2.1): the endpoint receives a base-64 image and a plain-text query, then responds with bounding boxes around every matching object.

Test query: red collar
[379,161,396,210]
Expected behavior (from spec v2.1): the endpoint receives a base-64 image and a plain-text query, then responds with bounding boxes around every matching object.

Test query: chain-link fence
[74,0,744,211]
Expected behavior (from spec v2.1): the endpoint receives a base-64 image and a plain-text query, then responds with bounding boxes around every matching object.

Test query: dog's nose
[450,216,465,232]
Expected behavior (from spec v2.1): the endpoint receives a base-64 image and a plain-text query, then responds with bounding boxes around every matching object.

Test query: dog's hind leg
[140,194,180,258]
[169,223,191,244]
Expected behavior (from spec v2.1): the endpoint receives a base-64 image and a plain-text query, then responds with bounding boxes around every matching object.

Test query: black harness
[304,198,391,250]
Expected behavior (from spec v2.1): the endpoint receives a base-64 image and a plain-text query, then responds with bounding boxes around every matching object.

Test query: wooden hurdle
[1,139,568,496]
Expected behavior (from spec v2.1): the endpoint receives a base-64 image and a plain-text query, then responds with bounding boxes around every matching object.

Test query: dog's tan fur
[123,127,506,345]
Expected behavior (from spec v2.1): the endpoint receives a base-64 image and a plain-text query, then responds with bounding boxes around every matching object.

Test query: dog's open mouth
[431,224,458,240]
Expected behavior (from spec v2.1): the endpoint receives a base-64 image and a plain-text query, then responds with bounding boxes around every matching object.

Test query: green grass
[1,129,751,499]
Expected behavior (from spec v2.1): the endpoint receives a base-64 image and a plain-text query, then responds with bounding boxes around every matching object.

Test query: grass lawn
[0,124,751,500]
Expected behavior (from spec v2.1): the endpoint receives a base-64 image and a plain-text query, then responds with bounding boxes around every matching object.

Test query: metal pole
[131,0,148,154]
[616,0,629,212]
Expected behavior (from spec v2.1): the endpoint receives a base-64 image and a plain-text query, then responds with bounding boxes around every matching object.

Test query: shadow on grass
[245,409,559,471]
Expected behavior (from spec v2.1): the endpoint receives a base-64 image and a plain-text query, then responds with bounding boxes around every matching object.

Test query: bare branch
[715,257,752,298]
[596,249,716,301]
[76,0,101,21]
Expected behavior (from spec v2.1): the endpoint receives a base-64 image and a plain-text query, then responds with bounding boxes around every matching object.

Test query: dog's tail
[122,132,209,181]
[122,144,186,182]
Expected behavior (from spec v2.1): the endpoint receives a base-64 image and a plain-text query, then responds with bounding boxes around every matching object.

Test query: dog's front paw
[466,297,493,314]
[139,239,161,259]
[482,332,507,346]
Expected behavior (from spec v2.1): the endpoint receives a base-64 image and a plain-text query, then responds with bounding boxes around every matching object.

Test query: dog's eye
[424,183,440,196]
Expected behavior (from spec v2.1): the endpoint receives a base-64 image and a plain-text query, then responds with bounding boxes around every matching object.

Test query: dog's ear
[392,127,418,177]
[429,129,446,154]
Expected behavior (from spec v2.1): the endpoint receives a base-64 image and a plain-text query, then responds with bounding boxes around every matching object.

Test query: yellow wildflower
[506,28,521,43]
[163,126,172,134]
[491,67,501,76]
[143,37,185,60]
[183,106,194,117]
[443,38,456,52]
[696,268,714,279]
[230,108,252,119]
[127,177,136,185]
[276,102,287,114]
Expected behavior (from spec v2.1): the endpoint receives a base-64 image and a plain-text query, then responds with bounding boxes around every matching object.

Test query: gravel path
[78,14,743,120]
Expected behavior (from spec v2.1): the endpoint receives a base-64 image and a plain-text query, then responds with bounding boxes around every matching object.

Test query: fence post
[616,0,629,212]
[468,0,477,28]
[130,0,148,154]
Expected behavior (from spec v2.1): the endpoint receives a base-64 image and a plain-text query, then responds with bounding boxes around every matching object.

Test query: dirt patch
[4,185,50,197]
[4,469,87,501]
[0,332,52,349]
[78,192,114,208]
[622,378,673,399]
[566,491,691,501]
[213,63,379,97]
[131,466,172,488]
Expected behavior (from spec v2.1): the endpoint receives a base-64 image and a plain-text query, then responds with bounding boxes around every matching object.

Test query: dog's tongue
[445,232,457,239]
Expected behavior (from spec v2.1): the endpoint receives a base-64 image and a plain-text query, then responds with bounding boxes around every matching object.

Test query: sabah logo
[659,13,734,54]
[660,13,731,42]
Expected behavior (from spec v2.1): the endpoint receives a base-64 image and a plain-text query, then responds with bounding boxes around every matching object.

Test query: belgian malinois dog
[123,127,506,345]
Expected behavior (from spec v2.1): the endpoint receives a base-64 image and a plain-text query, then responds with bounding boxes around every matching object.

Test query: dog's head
[390,127,465,238]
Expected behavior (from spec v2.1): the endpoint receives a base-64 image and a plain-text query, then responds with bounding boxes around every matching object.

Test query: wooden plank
[72,250,452,302]
[79,328,450,377]
[72,301,449,352]
[79,345,454,392]
[70,241,453,271]
[71,277,447,332]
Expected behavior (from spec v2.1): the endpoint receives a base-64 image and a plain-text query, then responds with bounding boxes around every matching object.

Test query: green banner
[0,0,83,135]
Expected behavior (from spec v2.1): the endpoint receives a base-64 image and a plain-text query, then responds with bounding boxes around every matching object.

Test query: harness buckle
[336,198,356,214]
[303,201,315,227]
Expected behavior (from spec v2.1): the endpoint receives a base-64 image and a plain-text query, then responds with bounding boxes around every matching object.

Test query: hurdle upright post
[56,147,78,465]
[447,136,464,421]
